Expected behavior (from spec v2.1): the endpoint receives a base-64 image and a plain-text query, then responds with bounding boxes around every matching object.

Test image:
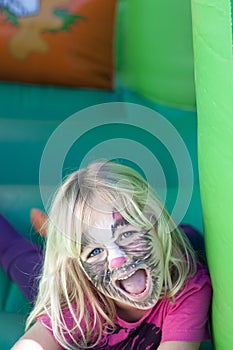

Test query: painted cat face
[80,203,163,310]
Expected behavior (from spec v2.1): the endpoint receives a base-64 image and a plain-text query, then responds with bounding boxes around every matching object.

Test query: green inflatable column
[191,1,233,349]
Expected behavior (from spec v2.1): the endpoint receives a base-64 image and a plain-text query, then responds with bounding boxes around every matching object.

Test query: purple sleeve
[0,213,43,303]
[161,264,212,344]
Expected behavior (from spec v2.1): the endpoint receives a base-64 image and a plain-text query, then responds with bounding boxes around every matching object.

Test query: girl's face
[80,202,163,310]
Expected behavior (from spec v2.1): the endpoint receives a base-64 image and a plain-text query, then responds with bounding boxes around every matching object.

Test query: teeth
[117,270,136,281]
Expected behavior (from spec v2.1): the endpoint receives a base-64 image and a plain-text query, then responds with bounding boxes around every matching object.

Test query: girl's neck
[115,302,148,322]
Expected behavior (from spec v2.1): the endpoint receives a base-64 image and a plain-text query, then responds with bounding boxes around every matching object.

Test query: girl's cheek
[81,260,107,282]
[120,237,150,256]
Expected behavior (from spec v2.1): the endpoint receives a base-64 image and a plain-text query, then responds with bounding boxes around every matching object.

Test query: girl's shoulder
[180,262,211,296]
[146,263,212,343]
[148,262,211,320]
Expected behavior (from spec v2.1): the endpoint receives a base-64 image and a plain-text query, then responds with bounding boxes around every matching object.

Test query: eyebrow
[111,218,129,236]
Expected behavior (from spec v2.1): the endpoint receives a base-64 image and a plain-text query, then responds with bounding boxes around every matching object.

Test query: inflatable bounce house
[0,0,232,349]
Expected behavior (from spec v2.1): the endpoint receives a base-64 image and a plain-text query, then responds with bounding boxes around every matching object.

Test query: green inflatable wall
[192,1,233,349]
[123,0,196,109]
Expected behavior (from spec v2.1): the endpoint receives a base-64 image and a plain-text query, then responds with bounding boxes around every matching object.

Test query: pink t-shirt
[38,264,212,349]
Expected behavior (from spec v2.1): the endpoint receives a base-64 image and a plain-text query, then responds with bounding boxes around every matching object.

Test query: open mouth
[115,268,151,300]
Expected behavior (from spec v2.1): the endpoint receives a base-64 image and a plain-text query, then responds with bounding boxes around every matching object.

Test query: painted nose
[110,256,127,269]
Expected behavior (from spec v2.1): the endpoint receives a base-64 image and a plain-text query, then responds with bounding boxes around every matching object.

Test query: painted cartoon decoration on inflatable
[0,0,117,88]
[0,0,83,60]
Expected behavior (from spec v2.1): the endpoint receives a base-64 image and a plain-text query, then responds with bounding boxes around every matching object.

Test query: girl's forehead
[82,203,115,236]
[84,197,124,226]
[88,202,114,225]
[81,203,129,244]
[81,212,115,245]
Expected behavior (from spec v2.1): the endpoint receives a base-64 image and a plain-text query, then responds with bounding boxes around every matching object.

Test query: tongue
[120,269,146,295]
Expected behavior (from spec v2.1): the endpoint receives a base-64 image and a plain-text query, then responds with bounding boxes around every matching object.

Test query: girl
[11,160,211,350]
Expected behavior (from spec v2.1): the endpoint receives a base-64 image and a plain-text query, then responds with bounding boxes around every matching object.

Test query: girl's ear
[30,208,48,237]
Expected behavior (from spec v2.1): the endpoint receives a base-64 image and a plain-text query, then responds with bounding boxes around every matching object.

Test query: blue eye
[89,248,103,258]
[121,231,133,239]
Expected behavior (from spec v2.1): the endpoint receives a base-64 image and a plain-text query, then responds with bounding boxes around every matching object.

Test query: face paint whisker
[107,279,111,287]
[99,270,111,278]
[134,258,142,265]
[103,270,112,287]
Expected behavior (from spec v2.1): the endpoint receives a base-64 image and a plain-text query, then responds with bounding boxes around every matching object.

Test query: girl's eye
[121,231,134,239]
[88,247,103,258]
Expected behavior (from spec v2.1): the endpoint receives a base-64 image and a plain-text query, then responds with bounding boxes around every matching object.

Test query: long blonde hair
[27,160,197,349]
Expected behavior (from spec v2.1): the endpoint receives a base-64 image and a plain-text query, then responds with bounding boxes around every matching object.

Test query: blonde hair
[27,160,197,349]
